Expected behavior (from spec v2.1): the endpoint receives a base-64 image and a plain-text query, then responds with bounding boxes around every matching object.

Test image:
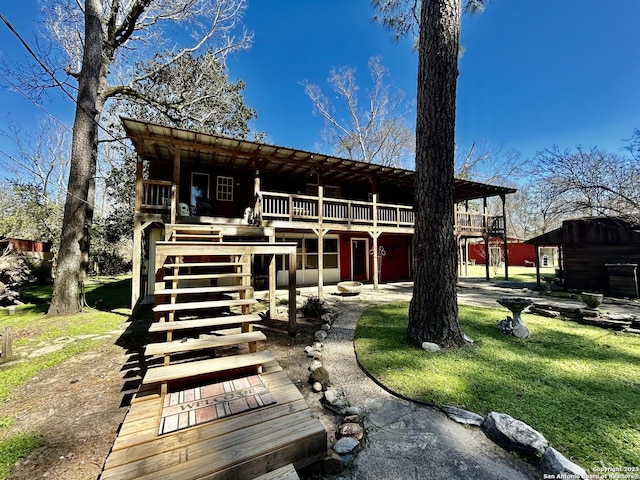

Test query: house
[123,118,517,309]
[467,237,559,268]
[525,217,640,297]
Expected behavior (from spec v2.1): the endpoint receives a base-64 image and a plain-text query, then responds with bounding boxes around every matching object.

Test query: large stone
[323,451,344,474]
[338,422,364,440]
[540,447,587,479]
[441,405,485,426]
[482,412,548,456]
[421,342,441,352]
[333,436,359,454]
[309,366,331,390]
[308,359,323,372]
[324,387,349,414]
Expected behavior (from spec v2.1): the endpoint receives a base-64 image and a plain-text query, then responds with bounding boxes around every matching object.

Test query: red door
[351,239,369,281]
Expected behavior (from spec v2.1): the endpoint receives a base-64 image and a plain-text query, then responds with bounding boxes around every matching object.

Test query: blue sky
[1,0,639,167]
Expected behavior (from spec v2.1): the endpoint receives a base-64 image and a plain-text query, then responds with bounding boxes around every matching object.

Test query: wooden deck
[99,360,326,480]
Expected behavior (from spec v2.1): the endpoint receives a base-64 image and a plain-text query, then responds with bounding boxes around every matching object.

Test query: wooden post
[501,194,509,280]
[131,218,143,309]
[172,146,181,220]
[1,326,13,364]
[370,230,382,290]
[484,234,491,280]
[268,232,276,319]
[135,160,143,213]
[288,251,297,336]
[534,245,541,287]
[313,227,329,298]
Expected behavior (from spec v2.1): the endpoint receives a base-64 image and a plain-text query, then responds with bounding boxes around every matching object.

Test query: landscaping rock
[321,323,331,331]
[333,436,359,454]
[441,405,485,426]
[497,317,513,335]
[540,447,587,479]
[463,333,475,344]
[324,387,350,414]
[421,342,441,352]
[309,366,331,390]
[308,359,323,372]
[312,341,324,350]
[482,412,548,456]
[338,422,364,440]
[312,382,324,393]
[344,414,361,424]
[321,313,332,323]
[345,406,362,416]
[314,330,328,342]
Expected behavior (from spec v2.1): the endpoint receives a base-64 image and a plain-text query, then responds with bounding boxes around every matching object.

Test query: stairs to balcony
[143,224,273,396]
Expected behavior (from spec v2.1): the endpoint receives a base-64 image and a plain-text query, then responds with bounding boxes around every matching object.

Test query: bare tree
[4,0,252,315]
[303,56,415,168]
[532,146,640,223]
[0,119,69,242]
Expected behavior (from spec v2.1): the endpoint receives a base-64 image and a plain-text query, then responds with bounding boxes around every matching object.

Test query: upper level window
[216,176,233,201]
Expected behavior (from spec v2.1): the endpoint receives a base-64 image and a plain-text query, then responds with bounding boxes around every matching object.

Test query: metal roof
[122,118,516,202]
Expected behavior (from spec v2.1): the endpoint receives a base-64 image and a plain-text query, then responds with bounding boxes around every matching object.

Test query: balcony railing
[135,181,504,235]
[261,191,415,227]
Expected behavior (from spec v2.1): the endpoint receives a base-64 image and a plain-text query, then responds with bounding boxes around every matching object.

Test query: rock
[344,414,361,424]
[333,437,359,454]
[441,405,485,426]
[339,453,355,467]
[483,412,548,456]
[308,360,323,372]
[312,342,324,350]
[345,406,362,416]
[323,451,343,474]
[463,333,475,344]
[540,447,587,478]
[309,366,331,390]
[321,313,332,323]
[324,387,349,414]
[304,345,313,354]
[311,351,322,360]
[321,323,331,331]
[312,382,324,393]
[315,330,328,342]
[421,342,441,352]
[338,422,364,440]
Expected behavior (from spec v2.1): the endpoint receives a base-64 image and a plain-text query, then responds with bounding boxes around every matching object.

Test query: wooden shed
[525,217,640,297]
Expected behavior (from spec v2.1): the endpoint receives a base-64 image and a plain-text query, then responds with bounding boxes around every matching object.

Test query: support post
[501,194,509,280]
[313,227,329,298]
[370,230,382,290]
[534,245,541,287]
[268,232,276,319]
[288,250,297,336]
[131,218,142,309]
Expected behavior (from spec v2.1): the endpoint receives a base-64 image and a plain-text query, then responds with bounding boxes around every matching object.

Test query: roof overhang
[122,118,517,202]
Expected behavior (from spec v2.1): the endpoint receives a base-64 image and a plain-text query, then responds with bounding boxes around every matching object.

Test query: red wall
[339,233,412,282]
[468,242,536,267]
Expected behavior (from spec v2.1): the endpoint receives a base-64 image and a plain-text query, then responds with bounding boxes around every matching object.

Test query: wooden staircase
[142,224,274,396]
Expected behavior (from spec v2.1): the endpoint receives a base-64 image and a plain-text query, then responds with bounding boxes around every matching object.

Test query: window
[276,234,339,271]
[216,176,233,201]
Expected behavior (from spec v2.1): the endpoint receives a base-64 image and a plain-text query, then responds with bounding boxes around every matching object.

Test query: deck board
[100,363,326,480]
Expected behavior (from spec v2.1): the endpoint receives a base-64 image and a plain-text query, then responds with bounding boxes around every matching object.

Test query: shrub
[302,296,328,319]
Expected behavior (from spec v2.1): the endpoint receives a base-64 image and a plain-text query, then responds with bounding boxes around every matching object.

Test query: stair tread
[145,331,267,356]
[163,272,251,280]
[149,314,262,332]
[153,298,257,313]
[154,285,253,295]
[164,261,247,268]
[142,350,275,384]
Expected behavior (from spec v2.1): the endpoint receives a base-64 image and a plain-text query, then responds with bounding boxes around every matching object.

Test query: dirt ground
[2,307,329,480]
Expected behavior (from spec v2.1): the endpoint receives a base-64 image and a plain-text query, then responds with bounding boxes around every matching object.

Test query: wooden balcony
[135,182,505,237]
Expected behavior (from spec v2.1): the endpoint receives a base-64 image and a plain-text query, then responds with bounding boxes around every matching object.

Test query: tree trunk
[407,0,465,348]
[48,0,104,316]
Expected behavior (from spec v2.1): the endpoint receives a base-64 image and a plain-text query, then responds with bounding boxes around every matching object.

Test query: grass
[461,265,556,283]
[0,276,130,479]
[354,302,640,470]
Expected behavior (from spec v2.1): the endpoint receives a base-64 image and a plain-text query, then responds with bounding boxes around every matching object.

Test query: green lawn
[461,265,556,283]
[0,277,130,479]
[354,302,640,470]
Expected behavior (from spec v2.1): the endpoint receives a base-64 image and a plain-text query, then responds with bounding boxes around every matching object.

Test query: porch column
[288,250,297,336]
[172,146,181,222]
[370,230,382,290]
[313,227,329,298]
[484,234,490,280]
[464,237,469,277]
[131,217,143,309]
[501,194,509,280]
[268,231,276,318]
[534,244,541,287]
[254,170,263,222]
[135,160,143,214]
